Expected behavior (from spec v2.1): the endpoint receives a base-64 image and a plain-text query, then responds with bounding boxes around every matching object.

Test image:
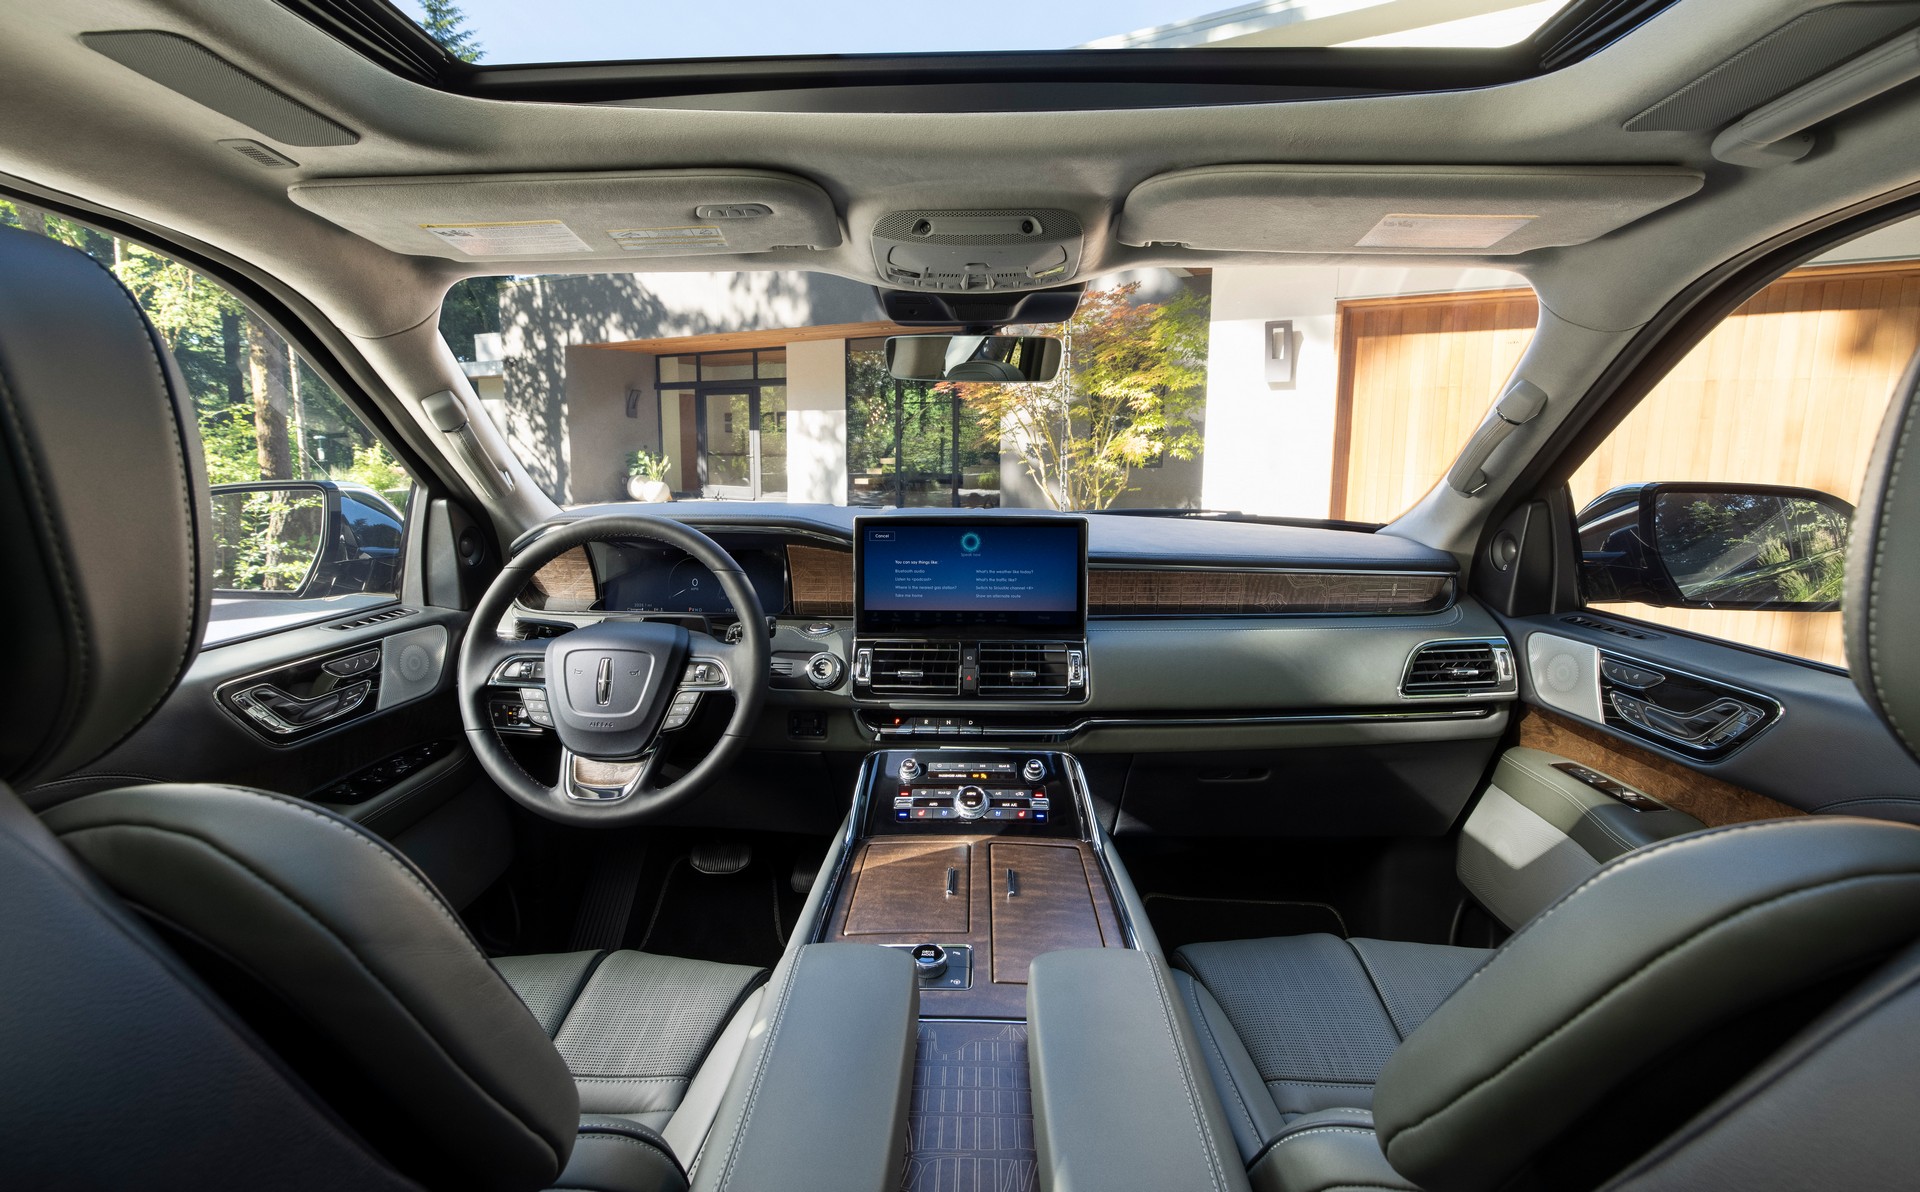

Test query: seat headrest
[1848,347,1920,764]
[0,226,209,787]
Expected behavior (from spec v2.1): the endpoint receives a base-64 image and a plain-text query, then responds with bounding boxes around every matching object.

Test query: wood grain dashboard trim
[787,543,854,617]
[1088,567,1452,616]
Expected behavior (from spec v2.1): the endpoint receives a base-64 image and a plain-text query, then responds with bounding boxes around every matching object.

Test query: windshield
[444,265,1533,521]
[398,0,1576,65]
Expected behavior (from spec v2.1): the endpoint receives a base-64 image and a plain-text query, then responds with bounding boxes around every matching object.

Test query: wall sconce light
[1264,320,1296,388]
[625,387,642,418]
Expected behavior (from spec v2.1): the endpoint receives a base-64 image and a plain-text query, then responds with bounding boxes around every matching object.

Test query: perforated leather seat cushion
[1173,933,1489,1159]
[495,949,765,1127]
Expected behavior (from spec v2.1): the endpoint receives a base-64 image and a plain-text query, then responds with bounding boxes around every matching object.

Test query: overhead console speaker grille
[871,209,1083,291]
[82,31,357,146]
[1625,3,1920,132]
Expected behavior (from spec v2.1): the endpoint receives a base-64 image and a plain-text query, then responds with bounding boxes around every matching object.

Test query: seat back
[1372,346,1920,1192]
[0,225,578,1191]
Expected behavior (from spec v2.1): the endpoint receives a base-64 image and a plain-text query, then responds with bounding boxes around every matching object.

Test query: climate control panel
[868,750,1077,836]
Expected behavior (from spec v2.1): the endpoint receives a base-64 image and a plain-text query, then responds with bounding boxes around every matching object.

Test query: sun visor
[287,169,843,262]
[1118,165,1704,256]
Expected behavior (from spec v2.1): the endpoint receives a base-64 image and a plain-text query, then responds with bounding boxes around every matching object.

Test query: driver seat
[0,227,760,1189]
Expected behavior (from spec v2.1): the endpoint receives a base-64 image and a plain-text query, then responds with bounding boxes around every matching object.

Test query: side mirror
[1577,483,1853,610]
[209,483,331,596]
[885,334,1062,383]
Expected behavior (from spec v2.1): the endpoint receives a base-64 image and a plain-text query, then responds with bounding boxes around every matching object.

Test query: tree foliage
[0,198,410,495]
[957,282,1209,510]
[417,0,484,63]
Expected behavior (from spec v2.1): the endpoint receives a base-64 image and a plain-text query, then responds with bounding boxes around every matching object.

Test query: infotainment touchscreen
[855,517,1088,632]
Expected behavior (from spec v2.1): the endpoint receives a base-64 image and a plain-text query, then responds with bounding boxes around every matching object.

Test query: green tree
[439,275,503,360]
[418,0,484,63]
[960,283,1209,510]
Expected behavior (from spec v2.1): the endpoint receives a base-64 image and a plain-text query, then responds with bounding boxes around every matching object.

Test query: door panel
[19,606,509,905]
[1500,610,1920,824]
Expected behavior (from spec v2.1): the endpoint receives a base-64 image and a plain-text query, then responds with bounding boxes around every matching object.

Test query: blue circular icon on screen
[960,531,982,552]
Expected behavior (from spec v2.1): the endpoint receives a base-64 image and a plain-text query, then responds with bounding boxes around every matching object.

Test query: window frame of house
[654,348,788,499]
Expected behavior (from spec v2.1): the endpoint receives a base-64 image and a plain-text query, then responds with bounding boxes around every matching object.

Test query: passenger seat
[1171,934,1488,1159]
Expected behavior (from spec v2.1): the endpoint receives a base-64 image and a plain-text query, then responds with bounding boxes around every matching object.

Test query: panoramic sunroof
[395,0,1577,65]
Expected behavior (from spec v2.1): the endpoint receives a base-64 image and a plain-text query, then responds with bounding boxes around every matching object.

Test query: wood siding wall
[1334,262,1920,668]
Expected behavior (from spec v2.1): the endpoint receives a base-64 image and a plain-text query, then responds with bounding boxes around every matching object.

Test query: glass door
[699,391,754,498]
[696,387,787,500]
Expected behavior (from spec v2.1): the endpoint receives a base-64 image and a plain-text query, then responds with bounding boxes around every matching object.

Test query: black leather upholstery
[0,225,208,788]
[1245,1109,1416,1192]
[1847,347,1920,766]
[1171,934,1488,1158]
[43,783,582,1191]
[496,949,766,1128]
[1373,817,1920,1191]
[1028,948,1251,1192]
[556,1117,689,1192]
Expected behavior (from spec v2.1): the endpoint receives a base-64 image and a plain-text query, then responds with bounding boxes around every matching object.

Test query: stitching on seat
[1866,388,1919,756]
[58,821,568,1170]
[572,1075,692,1085]
[1443,819,1815,1003]
[205,785,492,962]
[1144,954,1233,1192]
[1175,972,1261,1142]
[714,946,807,1191]
[1343,939,1406,1043]
[1503,757,1636,853]
[1383,870,1920,1162]
[1273,1126,1379,1146]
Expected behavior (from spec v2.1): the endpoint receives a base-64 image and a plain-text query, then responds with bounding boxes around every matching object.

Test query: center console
[814,747,1135,1019]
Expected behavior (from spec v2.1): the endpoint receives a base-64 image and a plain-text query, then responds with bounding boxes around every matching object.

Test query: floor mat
[902,1021,1035,1192]
[1144,894,1347,953]
[628,853,790,969]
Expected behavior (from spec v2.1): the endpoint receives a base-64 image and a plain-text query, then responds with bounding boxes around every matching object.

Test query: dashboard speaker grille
[977,642,1071,697]
[867,642,963,697]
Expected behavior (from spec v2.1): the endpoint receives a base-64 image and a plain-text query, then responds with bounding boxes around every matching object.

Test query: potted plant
[625,449,673,502]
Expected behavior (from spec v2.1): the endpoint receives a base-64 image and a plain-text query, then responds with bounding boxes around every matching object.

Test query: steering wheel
[457,515,769,826]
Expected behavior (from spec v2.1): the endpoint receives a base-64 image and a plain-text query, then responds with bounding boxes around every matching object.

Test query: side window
[1,198,416,642]
[1570,211,1920,667]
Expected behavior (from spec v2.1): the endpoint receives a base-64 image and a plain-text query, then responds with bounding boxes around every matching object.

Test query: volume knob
[956,785,988,820]
[898,757,921,780]
[1021,757,1047,783]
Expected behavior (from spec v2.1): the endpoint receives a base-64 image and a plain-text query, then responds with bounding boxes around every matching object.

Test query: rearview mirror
[1578,483,1854,610]
[885,334,1062,383]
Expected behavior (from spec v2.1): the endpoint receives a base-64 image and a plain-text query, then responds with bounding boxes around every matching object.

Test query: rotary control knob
[805,652,845,690]
[1021,757,1047,783]
[911,943,948,979]
[898,756,921,780]
[956,785,988,820]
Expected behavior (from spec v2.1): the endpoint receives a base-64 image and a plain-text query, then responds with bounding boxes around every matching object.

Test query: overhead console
[852,515,1088,704]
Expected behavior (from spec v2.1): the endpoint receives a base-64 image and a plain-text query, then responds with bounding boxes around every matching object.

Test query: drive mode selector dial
[956,785,988,820]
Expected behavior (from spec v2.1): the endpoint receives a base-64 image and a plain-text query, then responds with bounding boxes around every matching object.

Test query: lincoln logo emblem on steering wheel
[595,657,613,706]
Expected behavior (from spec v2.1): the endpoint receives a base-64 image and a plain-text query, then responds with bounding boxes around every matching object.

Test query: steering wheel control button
[1021,757,1046,782]
[662,691,700,730]
[805,652,846,689]
[682,659,726,688]
[956,785,988,819]
[911,943,948,978]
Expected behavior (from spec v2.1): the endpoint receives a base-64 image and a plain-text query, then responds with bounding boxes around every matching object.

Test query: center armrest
[691,943,918,1192]
[1028,948,1252,1192]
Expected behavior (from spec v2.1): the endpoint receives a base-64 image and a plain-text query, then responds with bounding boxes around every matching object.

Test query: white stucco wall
[785,338,848,505]
[1201,264,1528,517]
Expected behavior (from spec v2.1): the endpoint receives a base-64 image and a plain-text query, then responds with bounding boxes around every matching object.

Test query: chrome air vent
[327,606,415,631]
[977,642,1072,697]
[867,641,963,697]
[1402,639,1515,697]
